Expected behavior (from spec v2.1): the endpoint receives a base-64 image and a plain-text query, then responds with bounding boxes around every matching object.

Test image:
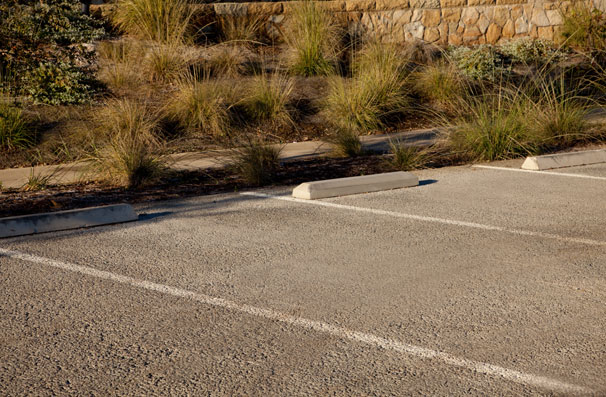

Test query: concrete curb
[292,172,419,200]
[522,149,606,170]
[0,204,138,238]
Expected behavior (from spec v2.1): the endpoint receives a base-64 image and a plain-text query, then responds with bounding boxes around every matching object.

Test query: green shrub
[0,0,104,46]
[560,4,606,50]
[325,42,410,131]
[449,45,510,81]
[167,75,235,136]
[0,0,104,98]
[243,74,294,127]
[283,0,340,76]
[231,140,281,186]
[0,102,34,151]
[112,0,193,44]
[500,38,566,65]
[24,62,93,105]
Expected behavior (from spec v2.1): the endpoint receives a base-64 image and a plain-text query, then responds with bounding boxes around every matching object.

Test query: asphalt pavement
[1,161,605,395]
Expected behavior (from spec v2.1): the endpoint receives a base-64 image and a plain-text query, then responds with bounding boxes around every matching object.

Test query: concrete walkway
[0,129,437,189]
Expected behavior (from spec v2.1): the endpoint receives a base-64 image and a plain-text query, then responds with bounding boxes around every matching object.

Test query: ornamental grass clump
[414,61,468,113]
[167,74,235,136]
[524,76,592,148]
[144,44,190,83]
[93,99,164,188]
[447,87,536,161]
[0,102,34,151]
[243,73,294,128]
[217,15,265,45]
[325,42,410,131]
[112,0,193,44]
[283,0,340,76]
[330,127,363,157]
[388,140,429,171]
[231,139,282,186]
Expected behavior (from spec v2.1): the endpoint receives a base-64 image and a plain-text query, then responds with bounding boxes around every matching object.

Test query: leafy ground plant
[500,38,565,65]
[24,61,93,105]
[0,0,104,101]
[283,0,340,76]
[230,139,282,185]
[448,45,510,81]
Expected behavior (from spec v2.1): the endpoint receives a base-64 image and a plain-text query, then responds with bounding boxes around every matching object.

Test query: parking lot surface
[1,163,605,395]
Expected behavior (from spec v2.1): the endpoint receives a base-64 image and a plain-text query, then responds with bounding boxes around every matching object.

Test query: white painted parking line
[241,192,606,247]
[473,165,606,181]
[0,247,592,395]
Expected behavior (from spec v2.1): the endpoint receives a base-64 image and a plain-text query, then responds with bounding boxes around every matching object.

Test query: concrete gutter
[292,171,419,200]
[522,149,606,170]
[0,204,138,238]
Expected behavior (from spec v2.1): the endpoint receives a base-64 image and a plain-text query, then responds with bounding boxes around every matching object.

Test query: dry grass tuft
[325,41,410,131]
[112,0,194,44]
[330,127,363,157]
[166,73,235,136]
[243,73,294,127]
[92,99,164,188]
[217,15,265,45]
[283,0,340,76]
[230,139,282,185]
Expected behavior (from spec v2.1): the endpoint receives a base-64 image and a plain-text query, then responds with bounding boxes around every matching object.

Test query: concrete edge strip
[292,171,419,200]
[241,192,606,247]
[522,149,606,170]
[473,165,606,181]
[0,204,138,239]
[0,246,593,395]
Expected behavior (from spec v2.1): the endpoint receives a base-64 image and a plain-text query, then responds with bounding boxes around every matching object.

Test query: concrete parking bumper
[292,171,419,200]
[522,149,606,170]
[0,204,138,238]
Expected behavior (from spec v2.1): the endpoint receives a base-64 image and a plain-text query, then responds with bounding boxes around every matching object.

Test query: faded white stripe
[0,247,592,395]
[473,165,606,181]
[241,192,606,247]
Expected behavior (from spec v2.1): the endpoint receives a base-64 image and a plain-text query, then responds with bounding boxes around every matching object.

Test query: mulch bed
[0,155,397,218]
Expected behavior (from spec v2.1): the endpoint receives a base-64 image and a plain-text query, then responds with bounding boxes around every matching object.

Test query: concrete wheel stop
[0,204,138,238]
[292,171,419,200]
[522,149,606,170]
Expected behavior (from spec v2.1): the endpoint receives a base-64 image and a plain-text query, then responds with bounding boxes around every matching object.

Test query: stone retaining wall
[204,0,592,45]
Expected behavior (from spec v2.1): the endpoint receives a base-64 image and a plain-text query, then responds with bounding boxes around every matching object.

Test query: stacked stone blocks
[207,0,584,45]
